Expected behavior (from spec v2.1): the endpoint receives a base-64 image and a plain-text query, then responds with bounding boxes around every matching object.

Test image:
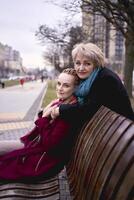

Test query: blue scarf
[75,68,101,104]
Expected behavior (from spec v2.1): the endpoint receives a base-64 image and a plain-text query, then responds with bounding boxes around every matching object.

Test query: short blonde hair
[62,67,80,85]
[72,43,105,67]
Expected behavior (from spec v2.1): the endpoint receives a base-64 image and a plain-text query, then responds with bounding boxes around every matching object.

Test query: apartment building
[82,9,125,73]
[4,45,22,70]
[0,42,23,77]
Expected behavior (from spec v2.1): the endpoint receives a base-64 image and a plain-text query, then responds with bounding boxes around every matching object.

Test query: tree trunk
[124,31,134,98]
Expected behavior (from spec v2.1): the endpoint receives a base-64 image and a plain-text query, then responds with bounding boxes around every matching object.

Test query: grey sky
[0,0,66,68]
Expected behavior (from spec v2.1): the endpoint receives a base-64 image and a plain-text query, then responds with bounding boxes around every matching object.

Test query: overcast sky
[0,0,68,69]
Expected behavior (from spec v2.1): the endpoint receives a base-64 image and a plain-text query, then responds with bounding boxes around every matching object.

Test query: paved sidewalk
[0,80,47,139]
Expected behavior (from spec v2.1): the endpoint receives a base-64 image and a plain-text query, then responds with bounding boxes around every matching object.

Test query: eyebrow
[57,80,70,84]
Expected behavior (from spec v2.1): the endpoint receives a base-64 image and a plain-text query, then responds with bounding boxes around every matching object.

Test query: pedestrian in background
[20,77,25,87]
[0,80,5,88]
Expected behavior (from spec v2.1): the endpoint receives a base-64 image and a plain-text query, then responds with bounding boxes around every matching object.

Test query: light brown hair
[62,68,80,85]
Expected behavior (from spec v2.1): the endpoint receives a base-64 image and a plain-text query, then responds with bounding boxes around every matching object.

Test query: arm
[100,75,134,120]
[40,118,71,153]
[59,101,101,124]
[4,119,71,158]
[20,117,51,145]
[59,69,134,122]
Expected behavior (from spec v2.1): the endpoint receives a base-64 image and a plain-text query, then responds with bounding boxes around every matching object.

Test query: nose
[79,64,85,70]
[58,85,63,91]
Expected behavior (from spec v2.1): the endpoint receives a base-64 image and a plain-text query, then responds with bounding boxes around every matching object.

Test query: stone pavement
[0,80,47,140]
[0,80,71,200]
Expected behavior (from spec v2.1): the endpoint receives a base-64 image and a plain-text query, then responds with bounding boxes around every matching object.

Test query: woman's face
[74,53,95,79]
[56,73,76,101]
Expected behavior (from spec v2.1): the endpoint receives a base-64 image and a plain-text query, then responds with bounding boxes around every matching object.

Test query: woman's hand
[43,106,59,120]
[43,99,59,117]
[51,106,60,119]
[43,106,53,117]
[43,99,58,113]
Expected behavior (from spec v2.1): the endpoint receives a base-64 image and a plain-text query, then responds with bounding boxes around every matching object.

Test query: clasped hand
[43,100,60,119]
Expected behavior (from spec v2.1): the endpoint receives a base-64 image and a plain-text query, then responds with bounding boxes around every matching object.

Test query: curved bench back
[66,106,134,200]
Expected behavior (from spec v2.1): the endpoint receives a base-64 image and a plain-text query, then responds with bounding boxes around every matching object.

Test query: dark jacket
[59,67,134,126]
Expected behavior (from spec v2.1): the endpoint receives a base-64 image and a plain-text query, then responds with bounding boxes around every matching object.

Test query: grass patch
[42,80,57,108]
[4,80,20,87]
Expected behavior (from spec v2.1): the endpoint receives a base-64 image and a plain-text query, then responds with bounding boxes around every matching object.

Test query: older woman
[52,43,134,126]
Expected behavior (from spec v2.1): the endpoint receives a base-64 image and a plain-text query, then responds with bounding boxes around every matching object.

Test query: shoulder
[97,67,123,86]
[90,67,127,96]
[99,67,121,80]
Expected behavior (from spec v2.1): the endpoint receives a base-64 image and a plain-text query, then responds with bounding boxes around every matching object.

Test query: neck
[60,95,77,104]
[61,95,73,104]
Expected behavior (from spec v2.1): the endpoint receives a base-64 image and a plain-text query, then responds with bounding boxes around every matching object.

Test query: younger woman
[0,68,79,181]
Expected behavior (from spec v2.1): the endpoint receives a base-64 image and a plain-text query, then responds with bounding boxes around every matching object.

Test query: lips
[58,92,64,95]
[78,72,87,76]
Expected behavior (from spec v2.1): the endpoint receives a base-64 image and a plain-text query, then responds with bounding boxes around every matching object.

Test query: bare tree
[43,46,61,72]
[35,24,84,71]
[62,26,86,67]
[35,25,67,71]
[81,0,134,97]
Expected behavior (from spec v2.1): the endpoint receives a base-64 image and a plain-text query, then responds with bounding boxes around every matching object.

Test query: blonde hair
[72,43,105,67]
[62,68,80,85]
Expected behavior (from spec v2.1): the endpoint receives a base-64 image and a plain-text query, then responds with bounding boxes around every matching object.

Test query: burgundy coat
[0,117,71,181]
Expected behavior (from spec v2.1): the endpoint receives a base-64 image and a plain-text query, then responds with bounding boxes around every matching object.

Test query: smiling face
[74,53,95,79]
[56,72,76,102]
[72,43,105,79]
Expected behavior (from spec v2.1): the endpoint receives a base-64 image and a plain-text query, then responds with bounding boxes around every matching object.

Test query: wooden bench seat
[66,106,134,200]
[0,175,60,199]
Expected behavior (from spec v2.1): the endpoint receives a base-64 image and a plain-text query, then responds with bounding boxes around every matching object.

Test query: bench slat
[66,106,110,192]
[66,106,134,200]
[0,176,60,199]
[90,121,134,200]
[74,112,118,199]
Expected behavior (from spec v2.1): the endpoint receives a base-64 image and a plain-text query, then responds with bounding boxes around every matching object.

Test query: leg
[0,140,24,155]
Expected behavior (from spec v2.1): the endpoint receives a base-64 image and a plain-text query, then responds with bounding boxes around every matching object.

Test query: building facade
[82,8,125,73]
[0,42,23,77]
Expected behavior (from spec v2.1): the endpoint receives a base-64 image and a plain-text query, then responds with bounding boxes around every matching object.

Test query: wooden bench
[0,106,133,199]
[0,176,61,199]
[66,106,134,200]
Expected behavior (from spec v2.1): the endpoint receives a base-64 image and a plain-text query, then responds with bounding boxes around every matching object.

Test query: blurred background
[0,0,134,104]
